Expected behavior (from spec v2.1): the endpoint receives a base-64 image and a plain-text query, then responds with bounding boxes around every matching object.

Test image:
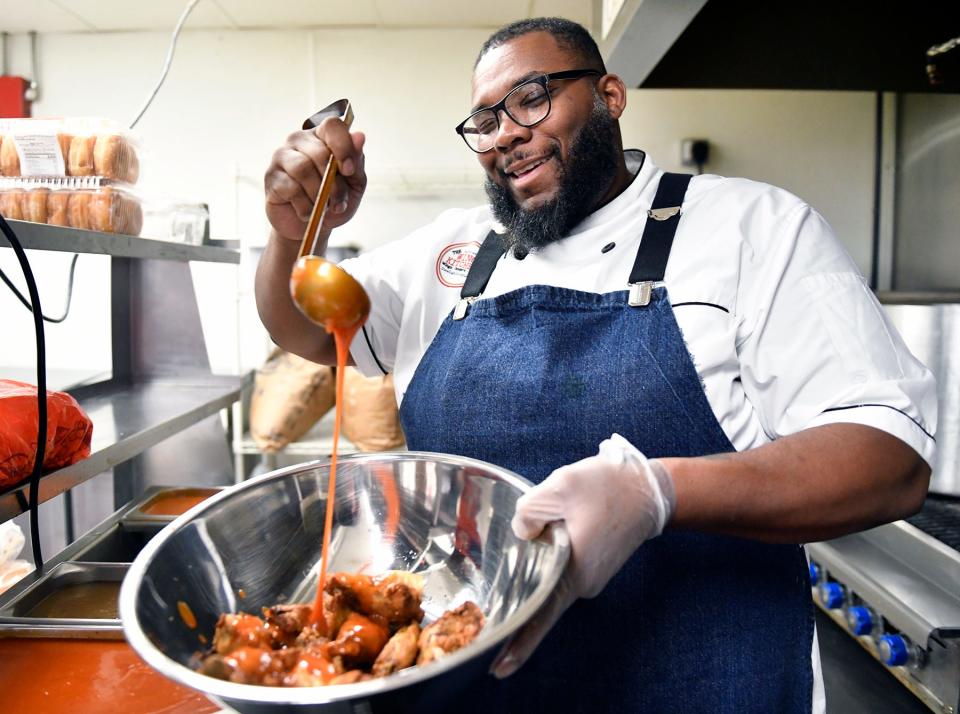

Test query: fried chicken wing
[281,644,344,686]
[262,604,312,646]
[212,613,280,654]
[324,612,390,667]
[372,622,421,677]
[201,645,299,685]
[416,601,485,665]
[325,572,424,625]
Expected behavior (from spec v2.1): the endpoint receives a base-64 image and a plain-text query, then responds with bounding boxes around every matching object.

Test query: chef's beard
[485,97,620,258]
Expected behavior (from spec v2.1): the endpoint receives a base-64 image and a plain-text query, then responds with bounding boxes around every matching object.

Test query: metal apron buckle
[628,281,653,307]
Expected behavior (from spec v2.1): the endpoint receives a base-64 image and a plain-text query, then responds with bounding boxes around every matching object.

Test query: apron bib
[399,174,814,712]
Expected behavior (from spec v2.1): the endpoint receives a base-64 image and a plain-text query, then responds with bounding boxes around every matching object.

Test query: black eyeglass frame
[455,68,602,153]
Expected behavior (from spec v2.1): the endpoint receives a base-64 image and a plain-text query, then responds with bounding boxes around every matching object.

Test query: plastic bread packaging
[0,521,33,596]
[0,176,211,243]
[0,176,143,236]
[0,117,141,184]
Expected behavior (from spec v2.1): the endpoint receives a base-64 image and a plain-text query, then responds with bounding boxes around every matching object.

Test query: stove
[808,504,960,713]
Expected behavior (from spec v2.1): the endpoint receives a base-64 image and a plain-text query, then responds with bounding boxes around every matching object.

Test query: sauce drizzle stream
[310,324,360,632]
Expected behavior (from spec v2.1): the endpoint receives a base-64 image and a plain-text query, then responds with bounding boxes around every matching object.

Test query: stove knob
[809,562,821,586]
[846,606,874,636]
[878,634,909,666]
[819,582,844,609]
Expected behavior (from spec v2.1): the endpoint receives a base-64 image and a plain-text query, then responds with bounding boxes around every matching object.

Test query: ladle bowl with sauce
[290,255,370,334]
[120,453,569,713]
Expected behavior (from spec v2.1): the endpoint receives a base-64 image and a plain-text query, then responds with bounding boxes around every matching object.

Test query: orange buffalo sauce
[139,489,218,516]
[310,325,360,632]
[177,600,197,629]
[0,639,218,714]
[374,463,400,545]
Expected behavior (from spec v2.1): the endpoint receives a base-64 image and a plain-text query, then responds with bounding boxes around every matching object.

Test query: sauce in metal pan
[0,639,218,713]
[139,489,218,516]
[25,581,121,619]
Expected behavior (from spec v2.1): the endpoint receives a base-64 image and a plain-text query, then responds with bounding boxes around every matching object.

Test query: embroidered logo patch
[435,241,480,287]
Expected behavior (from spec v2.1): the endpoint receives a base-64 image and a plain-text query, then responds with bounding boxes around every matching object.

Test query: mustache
[499,145,561,179]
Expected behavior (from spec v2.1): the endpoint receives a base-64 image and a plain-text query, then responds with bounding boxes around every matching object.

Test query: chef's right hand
[264,118,367,242]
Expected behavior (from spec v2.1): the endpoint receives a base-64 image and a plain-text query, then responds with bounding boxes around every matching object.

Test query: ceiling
[0,0,594,33]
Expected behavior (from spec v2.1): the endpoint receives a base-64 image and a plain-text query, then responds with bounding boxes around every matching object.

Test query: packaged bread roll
[94,134,139,183]
[47,191,69,226]
[88,187,143,234]
[67,192,91,229]
[0,137,20,177]
[121,197,143,235]
[0,190,25,220]
[88,188,116,232]
[68,136,96,176]
[21,188,49,224]
[57,133,73,167]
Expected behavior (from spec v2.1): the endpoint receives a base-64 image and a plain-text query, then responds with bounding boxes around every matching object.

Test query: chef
[255,17,936,713]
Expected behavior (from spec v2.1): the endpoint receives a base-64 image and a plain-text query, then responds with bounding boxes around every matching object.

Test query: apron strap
[454,230,505,320]
[627,172,693,307]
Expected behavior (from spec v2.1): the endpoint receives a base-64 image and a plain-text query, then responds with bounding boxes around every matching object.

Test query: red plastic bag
[0,380,93,489]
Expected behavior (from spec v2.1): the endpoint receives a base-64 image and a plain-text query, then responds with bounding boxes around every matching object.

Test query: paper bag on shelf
[249,348,335,454]
[341,368,405,452]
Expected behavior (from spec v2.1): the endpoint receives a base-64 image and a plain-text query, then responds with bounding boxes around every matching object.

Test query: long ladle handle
[298,100,355,260]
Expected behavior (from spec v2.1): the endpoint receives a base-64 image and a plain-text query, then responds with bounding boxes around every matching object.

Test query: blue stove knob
[819,582,844,609]
[809,562,821,586]
[846,606,874,635]
[879,634,909,666]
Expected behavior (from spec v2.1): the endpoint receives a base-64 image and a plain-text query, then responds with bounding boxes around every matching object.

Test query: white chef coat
[339,151,937,713]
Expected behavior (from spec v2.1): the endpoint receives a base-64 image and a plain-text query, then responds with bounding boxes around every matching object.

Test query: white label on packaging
[12,134,66,176]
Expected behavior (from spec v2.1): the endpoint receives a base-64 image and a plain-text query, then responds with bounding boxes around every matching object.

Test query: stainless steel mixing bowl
[119,452,570,713]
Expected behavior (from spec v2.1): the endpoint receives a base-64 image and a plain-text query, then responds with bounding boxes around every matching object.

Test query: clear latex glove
[491,433,675,678]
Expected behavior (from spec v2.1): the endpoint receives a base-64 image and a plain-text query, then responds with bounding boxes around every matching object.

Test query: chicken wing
[212,613,280,654]
[262,603,312,646]
[416,601,484,665]
[324,611,390,667]
[200,645,299,685]
[325,571,424,625]
[281,643,344,686]
[372,622,421,677]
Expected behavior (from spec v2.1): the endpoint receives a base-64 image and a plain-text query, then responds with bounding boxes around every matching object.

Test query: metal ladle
[289,99,371,333]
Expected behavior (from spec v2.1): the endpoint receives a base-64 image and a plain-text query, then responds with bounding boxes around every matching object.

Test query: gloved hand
[491,433,675,678]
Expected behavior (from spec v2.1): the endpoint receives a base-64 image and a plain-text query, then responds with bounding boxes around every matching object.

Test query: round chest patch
[435,241,480,288]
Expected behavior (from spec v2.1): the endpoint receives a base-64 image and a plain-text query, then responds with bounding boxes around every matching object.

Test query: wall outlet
[681,138,710,167]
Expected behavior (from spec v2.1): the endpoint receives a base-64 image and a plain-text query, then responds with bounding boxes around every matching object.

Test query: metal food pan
[72,522,163,561]
[122,486,224,526]
[0,561,127,639]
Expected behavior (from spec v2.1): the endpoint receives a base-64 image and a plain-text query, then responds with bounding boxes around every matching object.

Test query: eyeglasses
[455,69,601,153]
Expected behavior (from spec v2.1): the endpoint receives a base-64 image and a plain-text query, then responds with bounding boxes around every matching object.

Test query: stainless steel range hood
[600,0,960,93]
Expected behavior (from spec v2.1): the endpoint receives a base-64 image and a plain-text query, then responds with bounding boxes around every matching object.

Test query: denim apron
[398,174,814,712]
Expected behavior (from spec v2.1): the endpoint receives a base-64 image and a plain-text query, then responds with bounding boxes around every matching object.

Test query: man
[256,17,936,713]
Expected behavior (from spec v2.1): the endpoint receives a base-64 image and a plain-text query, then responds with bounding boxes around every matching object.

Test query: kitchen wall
[0,26,875,375]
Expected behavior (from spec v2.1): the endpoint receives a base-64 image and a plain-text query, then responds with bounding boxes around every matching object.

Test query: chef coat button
[601,242,615,253]
[819,582,845,609]
[808,561,821,586]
